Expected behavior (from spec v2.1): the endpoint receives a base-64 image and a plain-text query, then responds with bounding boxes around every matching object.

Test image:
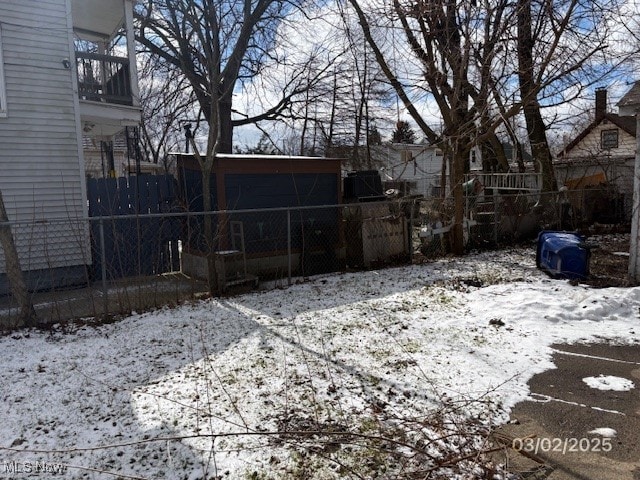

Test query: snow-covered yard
[1,246,639,479]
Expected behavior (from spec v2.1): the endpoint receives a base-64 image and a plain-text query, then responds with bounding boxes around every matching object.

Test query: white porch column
[124,0,140,108]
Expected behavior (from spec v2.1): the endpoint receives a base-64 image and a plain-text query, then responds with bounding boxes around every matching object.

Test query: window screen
[601,129,618,150]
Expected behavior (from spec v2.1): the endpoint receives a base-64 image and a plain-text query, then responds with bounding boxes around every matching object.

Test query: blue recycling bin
[536,231,590,279]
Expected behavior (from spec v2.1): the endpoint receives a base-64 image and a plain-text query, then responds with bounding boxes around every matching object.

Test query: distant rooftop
[618,81,640,114]
[618,81,640,107]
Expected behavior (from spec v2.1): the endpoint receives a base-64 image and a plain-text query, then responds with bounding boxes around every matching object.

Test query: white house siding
[0,0,89,283]
[557,116,637,221]
[563,120,636,159]
[373,144,446,197]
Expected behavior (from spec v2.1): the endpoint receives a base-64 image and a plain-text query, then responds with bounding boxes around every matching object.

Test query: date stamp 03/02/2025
[512,436,613,456]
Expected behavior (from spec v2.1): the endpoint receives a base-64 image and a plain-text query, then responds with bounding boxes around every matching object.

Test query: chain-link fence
[0,202,414,327]
[463,188,629,249]
[0,186,631,328]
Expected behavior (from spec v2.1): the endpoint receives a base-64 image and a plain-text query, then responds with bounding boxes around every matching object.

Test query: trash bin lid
[538,231,583,254]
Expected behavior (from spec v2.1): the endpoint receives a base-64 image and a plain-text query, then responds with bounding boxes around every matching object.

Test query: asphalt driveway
[495,342,640,480]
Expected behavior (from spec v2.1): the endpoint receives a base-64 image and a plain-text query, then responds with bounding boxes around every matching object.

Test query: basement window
[601,129,618,150]
[0,25,6,117]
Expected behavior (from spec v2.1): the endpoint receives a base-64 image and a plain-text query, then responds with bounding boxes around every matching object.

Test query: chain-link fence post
[99,218,108,317]
[493,191,499,245]
[287,208,292,286]
[409,199,415,263]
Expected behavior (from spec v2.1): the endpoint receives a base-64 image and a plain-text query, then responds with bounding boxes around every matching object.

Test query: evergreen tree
[391,120,416,144]
[368,126,382,145]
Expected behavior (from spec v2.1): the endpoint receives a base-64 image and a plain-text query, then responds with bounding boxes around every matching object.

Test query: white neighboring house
[372,143,449,197]
[555,88,636,219]
[372,143,485,198]
[0,0,141,293]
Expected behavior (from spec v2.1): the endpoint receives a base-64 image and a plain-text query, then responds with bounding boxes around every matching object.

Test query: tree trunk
[324,72,338,157]
[451,140,467,255]
[0,191,36,329]
[200,164,220,296]
[218,98,233,154]
[300,89,310,155]
[517,0,557,192]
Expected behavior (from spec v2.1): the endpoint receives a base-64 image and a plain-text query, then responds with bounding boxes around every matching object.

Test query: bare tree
[515,0,629,192]
[347,0,519,253]
[0,191,36,329]
[517,0,556,191]
[138,54,195,172]
[345,0,629,250]
[136,0,330,294]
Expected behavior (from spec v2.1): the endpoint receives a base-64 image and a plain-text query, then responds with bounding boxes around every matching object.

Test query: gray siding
[0,0,88,274]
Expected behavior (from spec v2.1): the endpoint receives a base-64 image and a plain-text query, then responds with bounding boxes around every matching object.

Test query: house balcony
[75,52,140,136]
[71,0,140,137]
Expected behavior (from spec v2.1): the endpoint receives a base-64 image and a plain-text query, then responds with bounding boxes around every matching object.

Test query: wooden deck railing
[465,172,542,192]
[75,52,132,106]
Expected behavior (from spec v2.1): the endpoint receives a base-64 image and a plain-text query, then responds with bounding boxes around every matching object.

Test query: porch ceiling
[72,0,125,40]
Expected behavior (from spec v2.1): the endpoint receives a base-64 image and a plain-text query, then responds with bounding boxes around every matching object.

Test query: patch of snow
[582,375,635,391]
[0,246,639,478]
[588,427,617,437]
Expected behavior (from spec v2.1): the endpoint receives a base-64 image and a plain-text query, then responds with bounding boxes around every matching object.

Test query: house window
[401,150,413,163]
[601,129,618,150]
[0,25,7,117]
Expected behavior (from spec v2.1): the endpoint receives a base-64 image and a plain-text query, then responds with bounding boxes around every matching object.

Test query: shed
[175,153,344,279]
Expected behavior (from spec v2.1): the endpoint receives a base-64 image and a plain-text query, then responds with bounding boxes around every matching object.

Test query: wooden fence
[87,175,181,280]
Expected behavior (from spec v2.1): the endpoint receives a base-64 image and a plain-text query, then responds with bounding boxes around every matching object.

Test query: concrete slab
[0,272,208,326]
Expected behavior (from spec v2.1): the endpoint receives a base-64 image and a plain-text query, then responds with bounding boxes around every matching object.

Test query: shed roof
[171,153,344,162]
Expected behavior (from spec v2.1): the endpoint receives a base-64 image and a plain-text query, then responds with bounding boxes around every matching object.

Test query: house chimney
[595,88,607,119]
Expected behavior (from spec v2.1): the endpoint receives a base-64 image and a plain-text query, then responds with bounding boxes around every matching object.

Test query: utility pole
[618,82,640,284]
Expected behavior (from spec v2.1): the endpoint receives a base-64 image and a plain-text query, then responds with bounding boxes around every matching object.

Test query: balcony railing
[76,52,133,106]
[465,172,542,192]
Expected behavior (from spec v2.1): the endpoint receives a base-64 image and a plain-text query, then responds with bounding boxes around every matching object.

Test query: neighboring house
[371,143,533,198]
[555,88,636,220]
[618,80,640,116]
[0,0,141,293]
[372,143,447,197]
